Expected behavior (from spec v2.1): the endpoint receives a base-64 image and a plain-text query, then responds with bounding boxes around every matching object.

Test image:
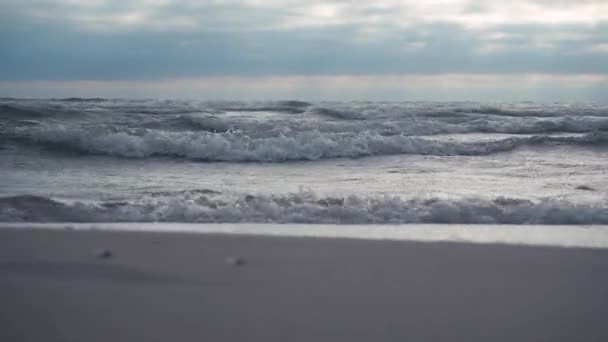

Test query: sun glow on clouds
[11,0,608,31]
[12,0,607,53]
[1,0,608,99]
[438,2,607,28]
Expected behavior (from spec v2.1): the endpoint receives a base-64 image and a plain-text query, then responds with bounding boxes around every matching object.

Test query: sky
[1,0,607,101]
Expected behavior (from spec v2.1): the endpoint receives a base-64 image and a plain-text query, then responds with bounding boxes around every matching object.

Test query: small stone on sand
[576,185,595,191]
[95,248,112,259]
[225,256,246,266]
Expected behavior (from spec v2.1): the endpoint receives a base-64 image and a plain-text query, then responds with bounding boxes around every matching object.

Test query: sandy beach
[1,228,608,342]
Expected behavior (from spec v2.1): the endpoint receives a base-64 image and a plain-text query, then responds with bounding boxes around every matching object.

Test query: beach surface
[1,228,608,342]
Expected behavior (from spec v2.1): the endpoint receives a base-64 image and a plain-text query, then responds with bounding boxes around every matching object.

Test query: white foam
[14,123,608,162]
[4,99,608,162]
[2,192,608,224]
[2,222,607,249]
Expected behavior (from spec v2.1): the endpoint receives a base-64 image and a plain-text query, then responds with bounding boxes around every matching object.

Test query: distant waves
[3,99,608,162]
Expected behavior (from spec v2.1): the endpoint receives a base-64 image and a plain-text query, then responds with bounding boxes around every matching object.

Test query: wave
[217,101,311,114]
[56,97,109,103]
[167,113,608,138]
[0,104,49,118]
[467,117,608,134]
[4,99,608,162]
[3,99,608,132]
[451,104,608,118]
[9,109,608,138]
[309,107,364,120]
[0,103,85,119]
[2,192,607,224]
[8,124,607,162]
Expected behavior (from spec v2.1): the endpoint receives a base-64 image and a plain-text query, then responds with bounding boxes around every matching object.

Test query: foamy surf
[2,193,608,224]
[3,99,608,162]
[2,223,607,249]
[2,99,607,230]
[4,125,607,162]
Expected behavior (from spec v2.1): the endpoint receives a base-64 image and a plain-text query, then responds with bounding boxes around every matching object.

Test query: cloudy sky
[1,0,607,100]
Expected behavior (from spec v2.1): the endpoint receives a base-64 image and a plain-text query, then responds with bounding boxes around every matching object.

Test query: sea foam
[11,124,608,162]
[2,192,608,224]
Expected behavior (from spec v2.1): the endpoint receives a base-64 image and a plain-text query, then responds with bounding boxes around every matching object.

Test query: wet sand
[1,228,608,342]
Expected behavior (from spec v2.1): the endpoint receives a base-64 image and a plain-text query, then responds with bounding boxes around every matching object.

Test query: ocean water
[1,98,607,224]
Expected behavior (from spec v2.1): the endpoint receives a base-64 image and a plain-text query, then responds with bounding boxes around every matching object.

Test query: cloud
[0,0,607,90]
[5,0,607,32]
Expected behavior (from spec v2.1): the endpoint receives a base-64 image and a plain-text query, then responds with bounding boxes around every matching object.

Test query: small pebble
[95,248,112,259]
[225,256,246,266]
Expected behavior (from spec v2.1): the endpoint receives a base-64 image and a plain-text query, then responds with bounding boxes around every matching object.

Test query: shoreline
[2,222,608,249]
[2,228,608,341]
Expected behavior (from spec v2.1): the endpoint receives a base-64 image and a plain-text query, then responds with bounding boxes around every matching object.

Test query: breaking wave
[0,104,52,118]
[2,192,607,224]
[3,99,608,162]
[8,125,608,162]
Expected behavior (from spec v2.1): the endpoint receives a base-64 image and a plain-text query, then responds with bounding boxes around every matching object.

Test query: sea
[1,98,607,231]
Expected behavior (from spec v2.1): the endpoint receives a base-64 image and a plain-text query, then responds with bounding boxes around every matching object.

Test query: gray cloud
[0,0,607,81]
